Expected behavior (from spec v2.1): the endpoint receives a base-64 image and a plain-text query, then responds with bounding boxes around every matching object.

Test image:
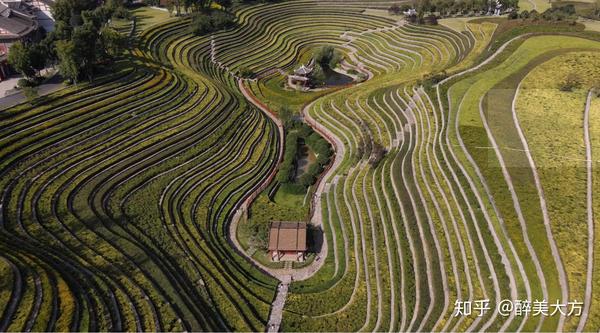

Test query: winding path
[578,89,595,331]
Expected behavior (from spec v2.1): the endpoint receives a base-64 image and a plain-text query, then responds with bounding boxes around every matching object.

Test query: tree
[299,171,316,187]
[189,13,212,34]
[29,43,47,76]
[100,26,126,57]
[7,42,34,78]
[56,39,80,84]
[310,63,326,86]
[7,41,46,79]
[314,45,342,69]
[51,0,96,24]
[211,10,235,30]
[388,4,402,15]
[520,10,530,19]
[72,23,99,81]
[276,164,293,183]
[166,0,175,16]
[182,0,193,13]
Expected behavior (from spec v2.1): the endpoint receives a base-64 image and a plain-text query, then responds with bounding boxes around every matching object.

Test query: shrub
[298,172,316,187]
[388,4,402,15]
[369,142,386,168]
[422,70,447,88]
[559,73,582,92]
[423,14,438,25]
[17,78,35,88]
[238,66,254,78]
[357,72,368,82]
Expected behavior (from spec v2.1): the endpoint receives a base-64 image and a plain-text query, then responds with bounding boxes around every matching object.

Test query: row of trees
[389,0,519,17]
[156,0,232,17]
[8,0,128,86]
[508,4,578,20]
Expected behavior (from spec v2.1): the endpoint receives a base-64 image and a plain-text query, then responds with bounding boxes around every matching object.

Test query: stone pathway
[267,275,291,333]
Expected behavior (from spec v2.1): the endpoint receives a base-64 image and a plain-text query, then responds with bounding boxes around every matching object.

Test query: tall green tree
[55,39,80,84]
[51,0,96,24]
[7,42,34,78]
[72,23,99,81]
[100,26,126,57]
[30,44,47,77]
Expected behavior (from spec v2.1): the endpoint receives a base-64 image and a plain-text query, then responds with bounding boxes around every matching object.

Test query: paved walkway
[266,275,291,333]
[0,73,64,110]
[0,75,21,97]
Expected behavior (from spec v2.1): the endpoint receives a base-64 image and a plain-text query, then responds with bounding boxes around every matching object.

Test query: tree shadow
[307,224,323,253]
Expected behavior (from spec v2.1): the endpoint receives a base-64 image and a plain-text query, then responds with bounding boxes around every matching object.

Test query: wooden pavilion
[268,221,307,262]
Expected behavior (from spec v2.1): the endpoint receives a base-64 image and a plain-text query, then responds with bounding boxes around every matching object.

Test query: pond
[322,67,354,86]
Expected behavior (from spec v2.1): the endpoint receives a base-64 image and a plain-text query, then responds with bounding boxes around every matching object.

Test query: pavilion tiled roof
[294,64,312,76]
[268,221,307,252]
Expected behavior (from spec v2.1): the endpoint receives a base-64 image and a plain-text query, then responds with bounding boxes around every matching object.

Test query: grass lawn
[273,185,308,208]
[132,6,174,34]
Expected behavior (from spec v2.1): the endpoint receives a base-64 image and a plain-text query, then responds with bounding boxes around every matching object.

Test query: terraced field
[2,0,600,332]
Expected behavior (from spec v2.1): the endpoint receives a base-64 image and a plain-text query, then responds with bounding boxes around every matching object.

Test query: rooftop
[268,221,307,252]
[294,64,312,76]
[0,0,37,40]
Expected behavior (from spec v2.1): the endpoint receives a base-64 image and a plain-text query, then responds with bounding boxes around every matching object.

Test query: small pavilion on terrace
[268,221,307,262]
[288,59,315,89]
